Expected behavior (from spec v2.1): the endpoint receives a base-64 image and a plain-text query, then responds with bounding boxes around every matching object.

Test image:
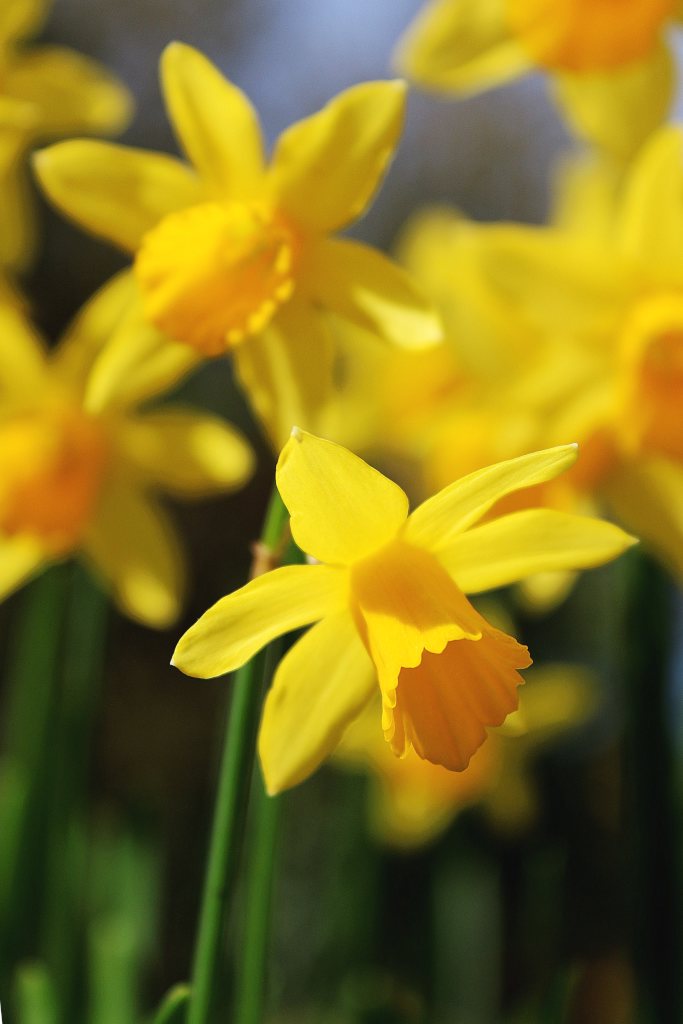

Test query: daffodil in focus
[334,664,595,847]
[0,274,253,627]
[396,0,682,158]
[33,43,441,448]
[172,429,634,794]
[0,0,132,268]
[466,126,683,578]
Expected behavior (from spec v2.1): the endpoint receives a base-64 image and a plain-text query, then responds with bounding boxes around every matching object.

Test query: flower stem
[0,565,69,977]
[188,486,289,1024]
[233,763,281,1024]
[41,562,109,1022]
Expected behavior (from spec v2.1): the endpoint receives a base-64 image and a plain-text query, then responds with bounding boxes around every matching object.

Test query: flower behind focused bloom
[396,0,682,158]
[0,273,253,627]
[0,0,132,268]
[462,126,683,578]
[33,43,442,448]
[172,429,634,794]
[334,663,595,848]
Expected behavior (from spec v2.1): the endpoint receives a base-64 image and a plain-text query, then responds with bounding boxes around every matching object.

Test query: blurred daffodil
[34,43,441,448]
[396,0,681,158]
[342,207,587,610]
[334,664,596,847]
[466,126,683,577]
[172,428,634,794]
[0,0,132,268]
[0,274,253,627]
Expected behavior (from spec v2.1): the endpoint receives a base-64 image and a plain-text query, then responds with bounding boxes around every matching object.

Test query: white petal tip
[290,425,303,442]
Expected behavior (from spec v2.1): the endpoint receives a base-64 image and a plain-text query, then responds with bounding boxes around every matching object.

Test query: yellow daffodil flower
[335,664,595,848]
[0,0,132,268]
[33,43,442,448]
[0,273,253,627]
[466,126,683,577]
[172,428,634,794]
[396,0,682,158]
[340,206,586,610]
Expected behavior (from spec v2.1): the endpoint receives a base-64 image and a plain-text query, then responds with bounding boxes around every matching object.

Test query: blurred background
[2,2,683,1022]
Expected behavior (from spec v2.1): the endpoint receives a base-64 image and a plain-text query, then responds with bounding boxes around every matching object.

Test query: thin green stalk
[233,765,281,1024]
[0,565,69,976]
[188,487,289,1024]
[41,563,109,1022]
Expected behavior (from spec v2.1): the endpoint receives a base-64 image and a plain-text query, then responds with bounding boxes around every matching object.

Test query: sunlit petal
[270,80,405,232]
[34,140,202,251]
[276,428,409,565]
[172,564,346,678]
[259,610,375,794]
[161,42,264,197]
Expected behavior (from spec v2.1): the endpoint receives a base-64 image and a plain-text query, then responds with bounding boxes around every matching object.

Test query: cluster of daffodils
[6,0,683,845]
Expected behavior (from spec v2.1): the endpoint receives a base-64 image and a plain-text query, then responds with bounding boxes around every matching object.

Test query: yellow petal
[388,619,530,771]
[553,44,675,160]
[233,301,336,451]
[83,301,201,414]
[172,564,346,678]
[394,0,530,93]
[258,610,376,794]
[616,125,683,272]
[53,270,137,391]
[161,42,264,198]
[269,80,405,233]
[33,140,202,251]
[308,237,442,349]
[441,509,637,593]
[405,445,578,553]
[604,458,683,578]
[0,131,35,269]
[475,225,631,338]
[276,429,409,565]
[0,0,46,44]
[82,478,185,628]
[6,46,132,137]
[0,535,46,602]
[117,409,253,497]
[0,292,47,404]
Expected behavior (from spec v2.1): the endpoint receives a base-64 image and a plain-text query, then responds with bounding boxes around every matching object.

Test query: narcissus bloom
[0,274,252,627]
[335,663,595,847]
[34,43,441,447]
[467,127,683,577]
[396,0,682,158]
[0,0,132,267]
[172,429,634,794]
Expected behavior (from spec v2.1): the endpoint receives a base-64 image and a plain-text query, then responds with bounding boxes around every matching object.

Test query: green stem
[42,562,109,1022]
[233,766,281,1024]
[188,487,289,1024]
[0,565,69,976]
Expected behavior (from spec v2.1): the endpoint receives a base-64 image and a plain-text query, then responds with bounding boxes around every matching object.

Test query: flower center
[616,293,683,460]
[505,0,673,72]
[0,402,108,552]
[134,201,298,357]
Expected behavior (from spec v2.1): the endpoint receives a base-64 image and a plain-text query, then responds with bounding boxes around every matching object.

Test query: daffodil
[464,126,683,578]
[172,429,634,794]
[0,273,253,627]
[334,663,595,847]
[396,0,682,158]
[0,0,132,268]
[341,206,586,610]
[33,43,441,448]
